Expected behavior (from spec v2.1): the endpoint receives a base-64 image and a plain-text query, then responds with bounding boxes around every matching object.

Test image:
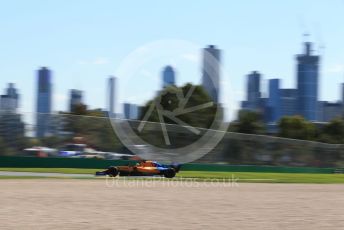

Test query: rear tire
[107,167,118,177]
[164,168,176,178]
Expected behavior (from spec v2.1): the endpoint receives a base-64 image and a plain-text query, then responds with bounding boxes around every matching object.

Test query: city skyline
[241,40,344,124]
[1,1,344,122]
[2,39,344,123]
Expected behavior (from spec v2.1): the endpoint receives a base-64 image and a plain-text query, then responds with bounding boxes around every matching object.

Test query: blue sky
[1,0,344,122]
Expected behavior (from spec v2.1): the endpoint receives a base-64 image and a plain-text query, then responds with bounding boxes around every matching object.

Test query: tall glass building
[341,83,344,104]
[162,66,175,88]
[247,71,261,110]
[36,67,52,138]
[108,76,116,115]
[267,79,280,122]
[0,83,19,112]
[123,103,139,120]
[202,45,221,103]
[280,89,297,117]
[296,42,319,121]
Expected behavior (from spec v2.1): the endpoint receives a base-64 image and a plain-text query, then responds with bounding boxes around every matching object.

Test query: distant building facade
[36,67,52,138]
[267,79,281,122]
[123,103,139,120]
[69,89,83,112]
[0,83,24,147]
[0,83,19,113]
[108,76,116,115]
[162,66,175,88]
[341,83,344,105]
[280,89,298,117]
[202,45,221,103]
[296,42,319,121]
[241,71,262,111]
[0,113,25,148]
[318,101,342,122]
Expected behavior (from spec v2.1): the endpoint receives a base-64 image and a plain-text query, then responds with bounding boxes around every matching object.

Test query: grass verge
[0,168,98,174]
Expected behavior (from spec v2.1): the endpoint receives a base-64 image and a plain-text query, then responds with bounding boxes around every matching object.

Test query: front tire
[163,168,176,178]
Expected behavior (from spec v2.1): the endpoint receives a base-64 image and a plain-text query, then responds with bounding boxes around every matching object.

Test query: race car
[95,160,181,178]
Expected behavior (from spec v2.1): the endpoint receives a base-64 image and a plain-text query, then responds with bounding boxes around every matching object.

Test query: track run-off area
[1,179,344,230]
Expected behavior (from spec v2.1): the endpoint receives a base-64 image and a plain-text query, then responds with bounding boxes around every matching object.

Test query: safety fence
[1,113,344,168]
[0,156,337,174]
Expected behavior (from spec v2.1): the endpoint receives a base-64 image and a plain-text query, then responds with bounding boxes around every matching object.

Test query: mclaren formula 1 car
[95,160,181,178]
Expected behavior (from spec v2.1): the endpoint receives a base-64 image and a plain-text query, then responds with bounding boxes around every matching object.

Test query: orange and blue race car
[95,160,181,178]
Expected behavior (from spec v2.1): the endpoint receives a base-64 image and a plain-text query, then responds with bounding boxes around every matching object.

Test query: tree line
[229,110,344,144]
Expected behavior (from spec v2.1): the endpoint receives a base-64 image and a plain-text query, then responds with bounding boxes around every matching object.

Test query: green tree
[228,110,265,134]
[28,138,42,147]
[318,118,344,144]
[278,116,317,140]
[61,108,122,152]
[0,136,7,154]
[71,103,88,115]
[41,136,66,148]
[140,83,217,129]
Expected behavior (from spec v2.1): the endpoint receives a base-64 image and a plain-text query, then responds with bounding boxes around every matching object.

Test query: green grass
[0,168,99,174]
[177,171,344,183]
[0,176,51,179]
[1,168,344,183]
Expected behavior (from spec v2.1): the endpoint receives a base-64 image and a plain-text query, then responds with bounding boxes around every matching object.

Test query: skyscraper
[108,76,116,115]
[0,84,24,147]
[267,79,281,122]
[247,71,261,110]
[296,42,320,121]
[162,66,175,88]
[36,67,52,138]
[280,89,298,117]
[0,83,19,113]
[202,45,221,103]
[69,89,83,112]
[123,103,139,120]
[341,83,344,104]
